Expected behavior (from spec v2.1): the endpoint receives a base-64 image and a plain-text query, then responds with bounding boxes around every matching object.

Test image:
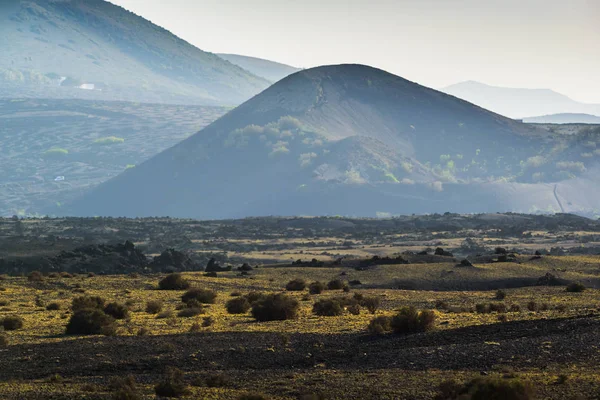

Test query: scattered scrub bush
[327,279,344,290]
[146,300,163,314]
[182,288,217,305]
[435,376,534,400]
[391,307,435,334]
[309,281,326,294]
[566,282,586,293]
[66,309,116,336]
[154,367,189,398]
[2,315,24,331]
[312,299,344,316]
[251,293,299,321]
[226,297,251,314]
[159,274,190,290]
[286,278,307,291]
[104,302,129,319]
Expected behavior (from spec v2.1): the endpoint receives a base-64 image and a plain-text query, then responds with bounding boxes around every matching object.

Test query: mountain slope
[217,53,301,83]
[443,81,600,120]
[65,65,600,219]
[0,0,270,105]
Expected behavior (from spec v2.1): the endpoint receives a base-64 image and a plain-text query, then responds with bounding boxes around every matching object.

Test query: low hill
[524,113,600,124]
[443,81,600,119]
[65,65,600,219]
[0,0,269,105]
[217,53,301,83]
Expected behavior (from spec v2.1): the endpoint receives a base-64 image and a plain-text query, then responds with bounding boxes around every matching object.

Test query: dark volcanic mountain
[66,65,600,218]
[0,0,269,105]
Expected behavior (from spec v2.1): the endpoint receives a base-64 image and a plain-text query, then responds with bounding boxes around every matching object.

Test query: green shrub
[251,293,299,321]
[159,274,190,290]
[312,299,344,316]
[360,296,381,314]
[72,296,105,312]
[182,288,217,305]
[327,279,344,290]
[245,292,266,305]
[495,290,507,300]
[46,302,61,311]
[204,373,229,388]
[146,300,163,314]
[566,282,586,293]
[0,333,7,347]
[110,376,140,400]
[526,301,538,312]
[309,281,326,294]
[435,376,534,400]
[368,315,393,335]
[2,315,24,331]
[347,303,361,315]
[93,136,125,145]
[286,278,306,291]
[104,302,129,319]
[391,307,435,334]
[66,309,116,336]
[154,367,189,398]
[237,394,268,400]
[28,271,44,282]
[226,297,251,314]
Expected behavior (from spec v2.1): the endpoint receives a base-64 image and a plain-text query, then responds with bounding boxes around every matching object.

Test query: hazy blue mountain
[523,113,600,124]
[0,0,270,105]
[443,81,600,120]
[65,65,600,219]
[217,53,301,83]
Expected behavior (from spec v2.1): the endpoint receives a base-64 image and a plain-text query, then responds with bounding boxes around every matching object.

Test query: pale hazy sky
[110,0,600,103]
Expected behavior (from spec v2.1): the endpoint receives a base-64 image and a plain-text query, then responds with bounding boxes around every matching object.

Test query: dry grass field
[1,214,600,399]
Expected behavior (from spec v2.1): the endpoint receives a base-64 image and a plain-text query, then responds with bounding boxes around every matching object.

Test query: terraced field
[0,98,227,216]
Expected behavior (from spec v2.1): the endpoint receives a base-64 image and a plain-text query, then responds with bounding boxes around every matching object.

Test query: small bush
[146,300,163,314]
[28,271,43,282]
[177,307,203,318]
[391,307,435,334]
[309,281,326,294]
[245,292,266,304]
[509,304,521,313]
[368,315,393,335]
[237,394,268,400]
[154,367,189,398]
[0,334,7,347]
[159,274,190,290]
[110,376,140,400]
[495,290,507,300]
[104,302,129,319]
[475,303,489,314]
[157,310,174,319]
[2,315,24,331]
[327,279,344,290]
[204,373,229,388]
[435,300,449,310]
[312,299,344,316]
[251,293,299,321]
[347,303,361,315]
[286,278,307,291]
[46,302,61,311]
[435,376,534,400]
[226,297,251,314]
[72,296,105,312]
[66,309,116,336]
[202,316,214,327]
[566,282,586,293]
[526,301,538,312]
[488,303,507,313]
[182,288,217,305]
[360,296,381,314]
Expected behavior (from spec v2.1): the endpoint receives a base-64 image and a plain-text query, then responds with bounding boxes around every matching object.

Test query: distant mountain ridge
[523,113,600,124]
[65,64,600,219]
[217,53,301,83]
[443,81,600,120]
[0,0,270,105]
